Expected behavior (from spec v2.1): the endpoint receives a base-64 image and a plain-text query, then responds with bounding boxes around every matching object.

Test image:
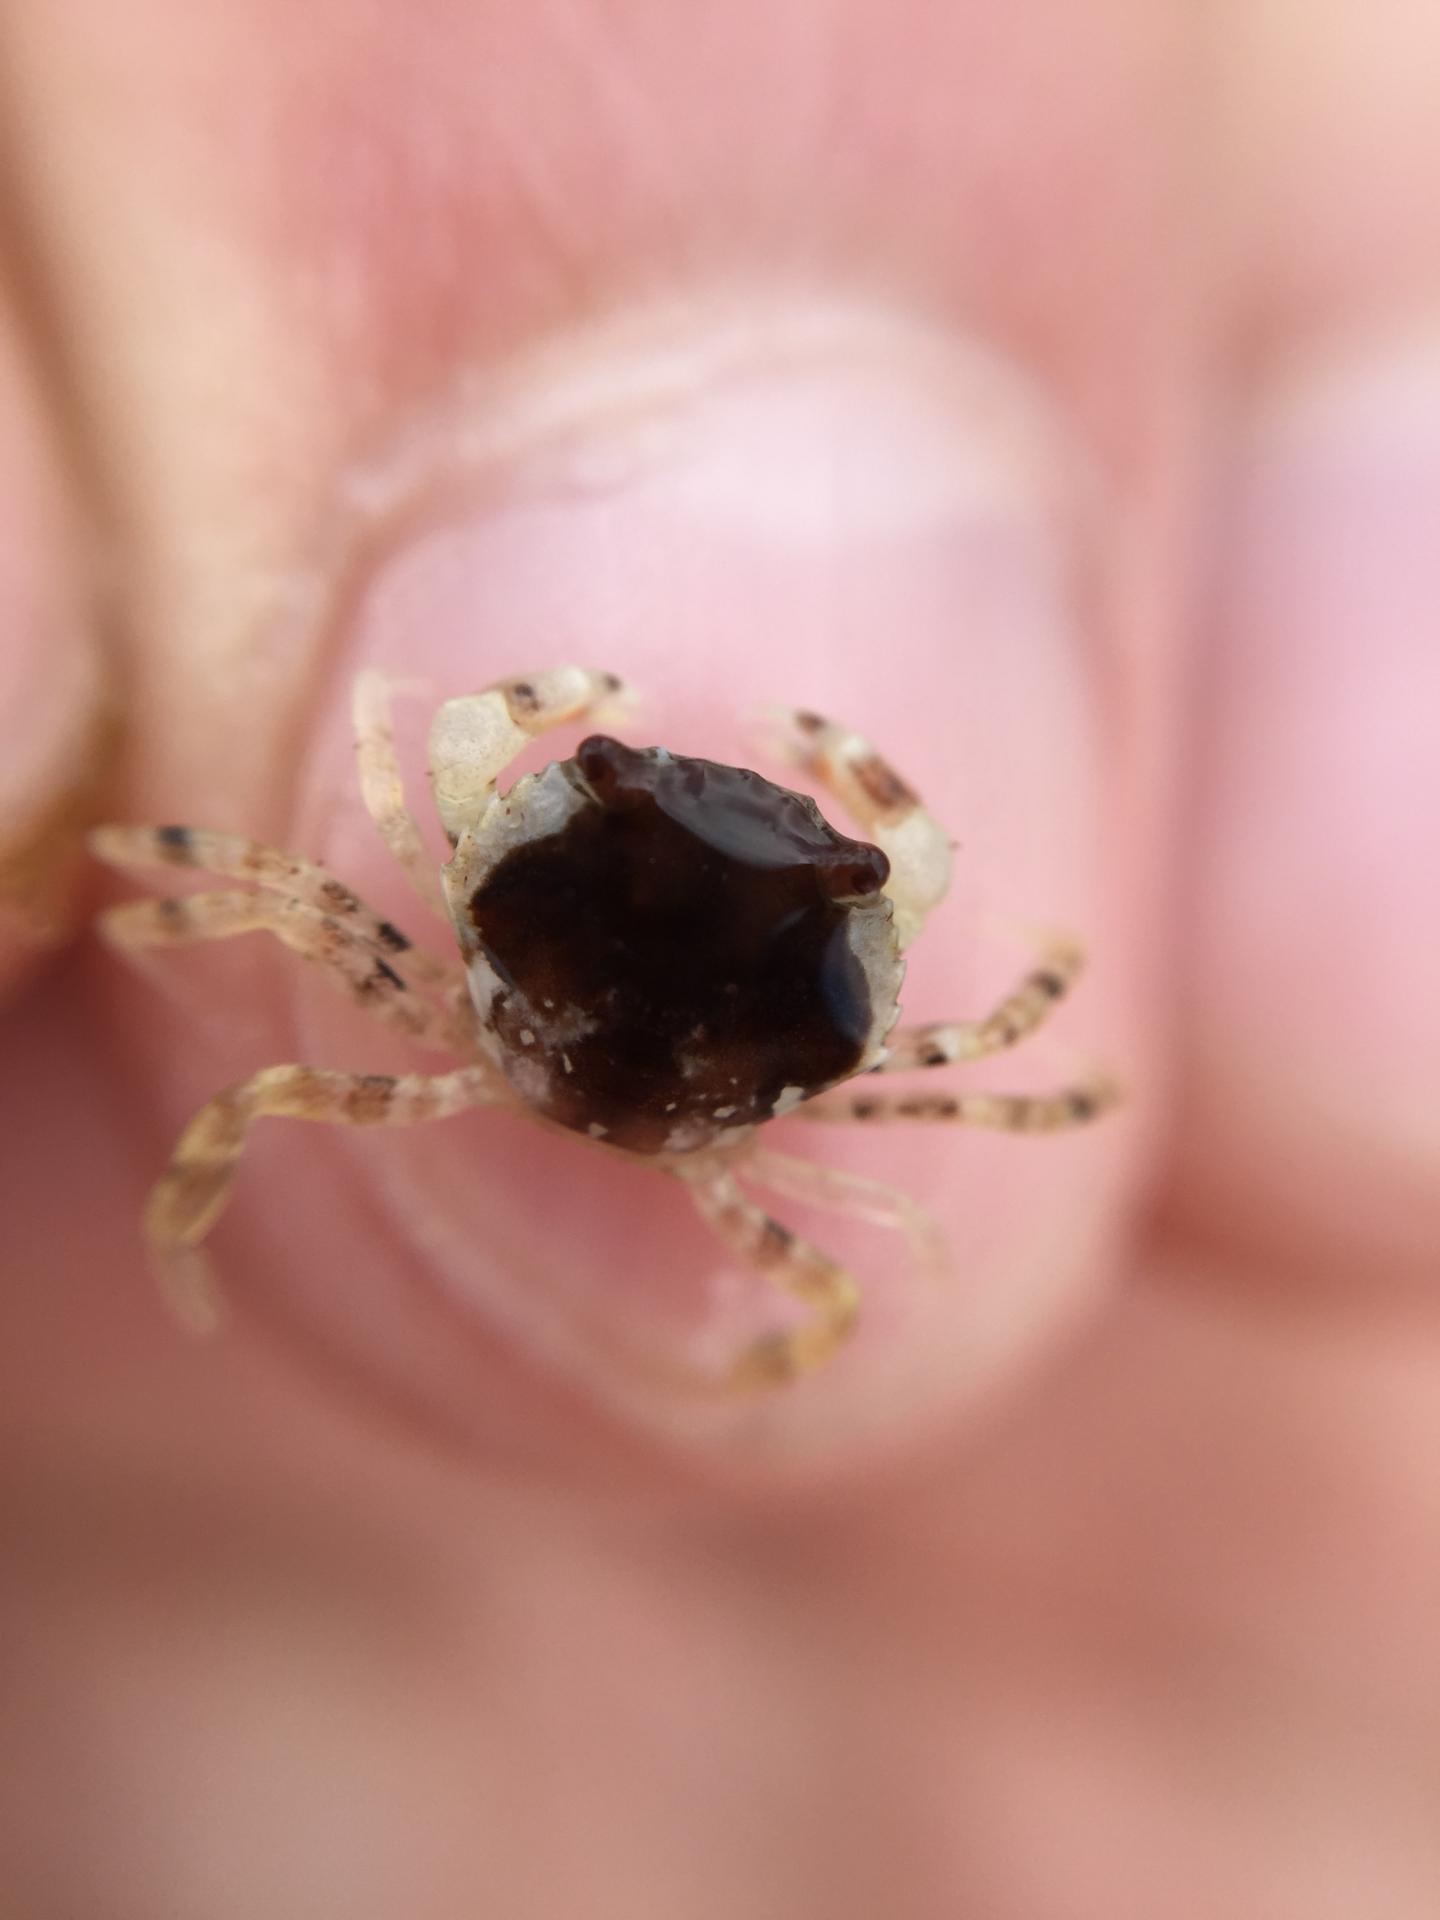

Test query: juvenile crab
[91,668,1117,1389]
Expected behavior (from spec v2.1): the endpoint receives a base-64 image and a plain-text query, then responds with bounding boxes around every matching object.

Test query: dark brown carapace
[465,737,901,1154]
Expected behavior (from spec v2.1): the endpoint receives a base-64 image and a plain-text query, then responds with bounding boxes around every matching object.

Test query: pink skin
[1,2,1438,1915]
[0,314,104,989]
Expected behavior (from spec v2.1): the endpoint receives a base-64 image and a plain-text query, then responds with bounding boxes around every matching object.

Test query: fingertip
[273,299,1145,1472]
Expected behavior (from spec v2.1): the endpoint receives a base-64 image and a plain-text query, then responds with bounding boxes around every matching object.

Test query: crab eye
[575,734,632,801]
[821,846,891,901]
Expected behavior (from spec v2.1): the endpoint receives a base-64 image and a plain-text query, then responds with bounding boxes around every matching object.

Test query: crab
[90,668,1117,1389]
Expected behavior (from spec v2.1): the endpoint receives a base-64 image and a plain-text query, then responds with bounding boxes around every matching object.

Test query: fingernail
[0,334,110,988]
[1185,327,1440,1263]
[290,299,1130,1456]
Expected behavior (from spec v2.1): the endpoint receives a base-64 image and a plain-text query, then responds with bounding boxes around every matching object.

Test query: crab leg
[683,1165,860,1389]
[876,935,1085,1071]
[89,824,451,986]
[97,890,471,1052]
[146,1063,503,1331]
[743,1146,948,1279]
[766,707,952,949]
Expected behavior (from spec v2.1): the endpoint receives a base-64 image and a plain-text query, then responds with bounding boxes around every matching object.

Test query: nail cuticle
[308,294,1094,612]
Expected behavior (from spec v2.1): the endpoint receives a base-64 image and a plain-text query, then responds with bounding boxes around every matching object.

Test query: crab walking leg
[768,708,952,949]
[98,891,471,1053]
[685,1167,861,1388]
[88,824,452,988]
[877,934,1086,1072]
[147,1064,502,1332]
[794,1077,1122,1130]
[743,1147,949,1280]
[428,666,628,843]
[351,671,447,917]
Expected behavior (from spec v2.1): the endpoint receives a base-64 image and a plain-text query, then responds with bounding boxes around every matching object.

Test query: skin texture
[1,3,1438,1915]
